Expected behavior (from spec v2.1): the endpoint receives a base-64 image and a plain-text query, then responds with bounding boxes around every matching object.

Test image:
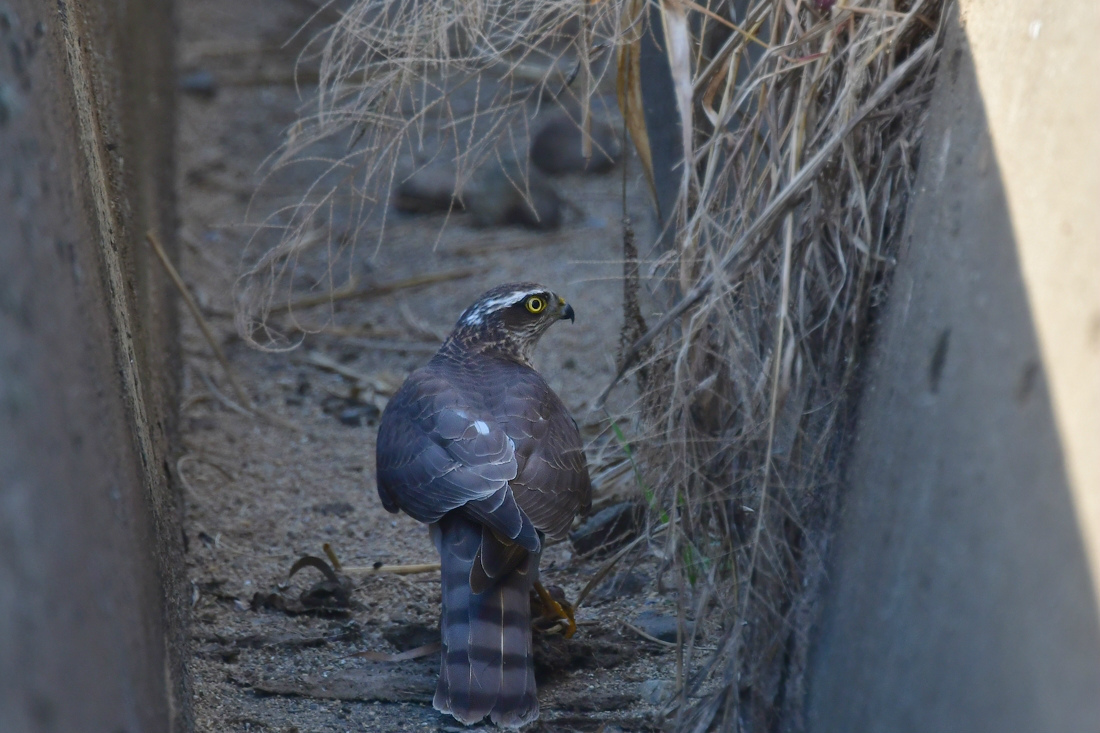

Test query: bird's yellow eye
[525,296,546,314]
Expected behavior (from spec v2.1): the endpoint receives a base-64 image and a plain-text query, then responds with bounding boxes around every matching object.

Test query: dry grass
[241,0,948,729]
[234,0,625,346]
[616,2,946,730]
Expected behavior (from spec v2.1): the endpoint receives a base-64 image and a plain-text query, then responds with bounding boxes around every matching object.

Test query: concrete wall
[805,2,1100,731]
[0,1,187,731]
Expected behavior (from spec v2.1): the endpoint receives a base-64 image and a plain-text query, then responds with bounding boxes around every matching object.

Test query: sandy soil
[174,1,681,730]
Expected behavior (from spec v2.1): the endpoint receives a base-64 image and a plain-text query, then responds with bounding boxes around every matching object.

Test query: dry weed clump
[245,0,948,730]
[234,0,626,346]
[614,1,947,730]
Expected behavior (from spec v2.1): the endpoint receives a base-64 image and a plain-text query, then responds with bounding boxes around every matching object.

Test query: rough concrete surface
[806,3,1100,732]
[961,0,1100,599]
[0,1,187,732]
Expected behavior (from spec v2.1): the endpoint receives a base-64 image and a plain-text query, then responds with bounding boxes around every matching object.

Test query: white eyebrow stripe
[479,291,535,310]
[460,290,540,325]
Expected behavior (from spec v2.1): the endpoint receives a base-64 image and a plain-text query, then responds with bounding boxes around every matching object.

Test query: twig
[573,524,667,611]
[447,236,568,258]
[345,642,441,662]
[195,369,307,434]
[276,268,480,313]
[146,230,254,410]
[322,542,344,572]
[342,563,441,576]
[399,302,448,342]
[289,555,342,584]
[344,338,441,355]
[297,350,401,393]
[196,370,254,420]
[621,619,718,653]
[622,620,678,648]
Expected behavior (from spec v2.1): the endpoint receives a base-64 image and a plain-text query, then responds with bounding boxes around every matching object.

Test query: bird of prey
[375,283,592,728]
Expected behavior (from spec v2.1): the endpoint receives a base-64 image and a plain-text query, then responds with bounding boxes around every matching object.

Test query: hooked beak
[560,301,575,323]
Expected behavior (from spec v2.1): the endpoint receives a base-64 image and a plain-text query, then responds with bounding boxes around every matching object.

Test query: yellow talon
[534,581,577,638]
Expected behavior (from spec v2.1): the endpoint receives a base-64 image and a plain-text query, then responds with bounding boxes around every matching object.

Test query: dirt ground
[175,0,681,731]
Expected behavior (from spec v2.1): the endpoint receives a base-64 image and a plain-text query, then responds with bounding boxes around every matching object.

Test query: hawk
[375,283,592,728]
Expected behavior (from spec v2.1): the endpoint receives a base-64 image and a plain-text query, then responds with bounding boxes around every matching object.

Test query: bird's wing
[494,369,592,541]
[376,366,540,551]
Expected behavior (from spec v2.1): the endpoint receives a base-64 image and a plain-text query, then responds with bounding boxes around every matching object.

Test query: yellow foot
[533,581,577,638]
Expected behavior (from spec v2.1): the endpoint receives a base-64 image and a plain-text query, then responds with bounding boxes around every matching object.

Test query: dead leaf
[616,0,657,211]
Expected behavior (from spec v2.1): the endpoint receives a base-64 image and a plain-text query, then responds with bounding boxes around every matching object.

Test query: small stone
[313,501,355,517]
[530,109,622,175]
[0,83,21,127]
[324,394,381,427]
[382,622,438,650]
[463,159,563,231]
[393,163,463,214]
[592,571,648,602]
[337,404,379,427]
[639,678,676,705]
[569,501,643,556]
[179,69,217,98]
[634,611,690,644]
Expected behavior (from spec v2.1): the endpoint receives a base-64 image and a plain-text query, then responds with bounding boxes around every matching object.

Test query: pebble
[569,501,642,556]
[639,678,676,705]
[633,611,689,644]
[312,501,355,517]
[393,163,462,214]
[179,69,217,98]
[336,404,379,427]
[592,570,648,602]
[463,159,563,231]
[392,158,564,231]
[530,109,622,175]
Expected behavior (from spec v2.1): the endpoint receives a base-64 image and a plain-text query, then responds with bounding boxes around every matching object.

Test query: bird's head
[444,282,575,363]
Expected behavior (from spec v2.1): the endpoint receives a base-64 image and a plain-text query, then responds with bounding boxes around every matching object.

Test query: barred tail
[434,515,538,728]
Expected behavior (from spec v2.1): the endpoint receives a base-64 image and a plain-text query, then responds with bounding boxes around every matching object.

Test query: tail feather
[434,515,538,728]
